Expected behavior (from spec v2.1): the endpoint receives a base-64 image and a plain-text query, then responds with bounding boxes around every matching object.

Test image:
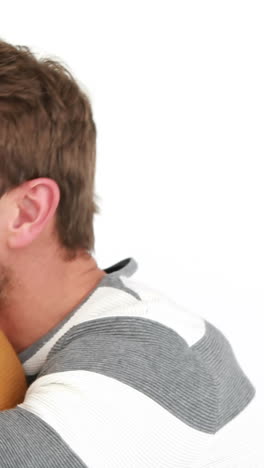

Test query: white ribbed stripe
[121,276,206,345]
[18,369,213,468]
[23,279,205,375]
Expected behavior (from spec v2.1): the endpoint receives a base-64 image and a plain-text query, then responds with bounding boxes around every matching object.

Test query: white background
[2,1,263,404]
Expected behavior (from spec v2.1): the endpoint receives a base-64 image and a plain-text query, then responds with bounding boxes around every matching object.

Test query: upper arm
[17,368,214,467]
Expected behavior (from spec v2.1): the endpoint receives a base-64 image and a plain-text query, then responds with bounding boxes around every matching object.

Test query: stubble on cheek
[0,264,14,311]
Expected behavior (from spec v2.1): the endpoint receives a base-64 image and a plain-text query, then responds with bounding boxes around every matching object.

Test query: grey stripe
[0,407,88,467]
[18,257,139,365]
[38,316,256,434]
[191,321,256,430]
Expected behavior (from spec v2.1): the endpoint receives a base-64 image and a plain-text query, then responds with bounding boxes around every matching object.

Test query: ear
[7,178,60,250]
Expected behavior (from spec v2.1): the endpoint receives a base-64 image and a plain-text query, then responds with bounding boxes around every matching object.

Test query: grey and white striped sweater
[0,257,261,467]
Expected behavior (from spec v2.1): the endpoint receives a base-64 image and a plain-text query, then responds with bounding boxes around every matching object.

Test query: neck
[0,250,106,353]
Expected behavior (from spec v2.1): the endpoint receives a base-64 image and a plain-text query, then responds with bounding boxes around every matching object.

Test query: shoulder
[35,278,256,436]
[17,280,258,467]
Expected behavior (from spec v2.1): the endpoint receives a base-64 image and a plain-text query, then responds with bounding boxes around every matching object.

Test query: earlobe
[7,223,34,250]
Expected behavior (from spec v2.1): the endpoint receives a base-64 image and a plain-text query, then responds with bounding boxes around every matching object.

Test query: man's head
[0,39,104,345]
[0,38,100,263]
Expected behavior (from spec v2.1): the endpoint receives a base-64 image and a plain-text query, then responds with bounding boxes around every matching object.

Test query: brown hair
[0,39,100,261]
